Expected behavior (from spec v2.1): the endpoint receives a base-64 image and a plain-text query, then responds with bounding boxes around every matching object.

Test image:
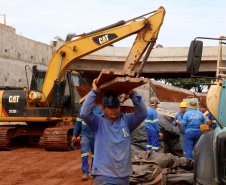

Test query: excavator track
[0,127,17,150]
[43,125,74,151]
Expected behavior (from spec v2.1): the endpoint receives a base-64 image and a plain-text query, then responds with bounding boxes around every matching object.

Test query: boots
[82,174,89,181]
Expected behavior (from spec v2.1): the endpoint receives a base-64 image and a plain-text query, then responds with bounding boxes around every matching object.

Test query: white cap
[150,97,160,105]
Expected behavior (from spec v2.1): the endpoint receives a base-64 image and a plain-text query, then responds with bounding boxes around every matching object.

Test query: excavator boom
[40,7,165,104]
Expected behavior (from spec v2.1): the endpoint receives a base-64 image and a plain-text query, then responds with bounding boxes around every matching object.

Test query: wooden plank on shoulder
[96,68,135,85]
[79,76,148,104]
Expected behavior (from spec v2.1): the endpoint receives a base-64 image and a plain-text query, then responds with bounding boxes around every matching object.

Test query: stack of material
[130,150,194,185]
[79,68,148,104]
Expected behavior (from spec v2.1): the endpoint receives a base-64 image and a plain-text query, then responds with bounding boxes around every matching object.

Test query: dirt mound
[153,83,207,111]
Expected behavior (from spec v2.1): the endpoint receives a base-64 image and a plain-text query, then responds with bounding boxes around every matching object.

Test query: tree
[54,33,76,42]
[154,78,214,93]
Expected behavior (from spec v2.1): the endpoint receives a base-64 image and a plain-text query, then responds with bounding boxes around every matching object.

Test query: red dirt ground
[0,147,93,185]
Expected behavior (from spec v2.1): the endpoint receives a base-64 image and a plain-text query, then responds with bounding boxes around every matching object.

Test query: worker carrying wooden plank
[80,79,148,184]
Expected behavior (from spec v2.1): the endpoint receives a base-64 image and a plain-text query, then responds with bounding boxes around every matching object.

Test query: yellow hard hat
[180,102,187,107]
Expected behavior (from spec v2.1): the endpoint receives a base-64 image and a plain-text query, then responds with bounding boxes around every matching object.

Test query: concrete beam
[68,46,226,78]
[70,59,218,79]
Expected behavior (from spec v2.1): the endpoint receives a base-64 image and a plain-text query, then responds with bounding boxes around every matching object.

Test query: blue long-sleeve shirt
[181,109,205,133]
[80,90,148,178]
[145,107,160,133]
[173,112,185,134]
[73,106,103,140]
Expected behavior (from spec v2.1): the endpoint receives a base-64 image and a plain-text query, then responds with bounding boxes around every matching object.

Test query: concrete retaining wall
[0,23,15,34]
[0,27,52,87]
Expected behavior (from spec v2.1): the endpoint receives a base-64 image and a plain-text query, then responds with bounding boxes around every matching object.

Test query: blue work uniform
[181,109,205,159]
[73,106,103,175]
[145,107,160,152]
[207,113,217,129]
[173,112,186,155]
[80,90,147,184]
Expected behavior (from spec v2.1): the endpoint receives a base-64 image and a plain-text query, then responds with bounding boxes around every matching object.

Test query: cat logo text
[9,95,20,103]
[92,34,118,46]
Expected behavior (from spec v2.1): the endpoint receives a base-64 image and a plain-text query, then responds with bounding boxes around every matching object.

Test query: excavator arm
[40,6,165,105]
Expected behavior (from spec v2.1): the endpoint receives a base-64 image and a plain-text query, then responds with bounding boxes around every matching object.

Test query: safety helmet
[102,91,121,106]
[180,102,187,108]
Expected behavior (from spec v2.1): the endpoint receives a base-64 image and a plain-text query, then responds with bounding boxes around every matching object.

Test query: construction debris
[130,150,194,185]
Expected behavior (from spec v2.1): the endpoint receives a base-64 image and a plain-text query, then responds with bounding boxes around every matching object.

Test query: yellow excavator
[0,7,165,150]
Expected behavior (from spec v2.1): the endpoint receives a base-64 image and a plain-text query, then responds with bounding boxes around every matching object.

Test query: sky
[1,0,226,48]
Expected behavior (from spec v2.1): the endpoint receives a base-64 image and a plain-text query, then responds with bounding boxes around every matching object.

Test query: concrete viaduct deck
[68,46,226,79]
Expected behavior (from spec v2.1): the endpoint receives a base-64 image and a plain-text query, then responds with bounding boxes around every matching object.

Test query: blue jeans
[94,175,129,185]
[81,136,94,174]
[185,131,201,159]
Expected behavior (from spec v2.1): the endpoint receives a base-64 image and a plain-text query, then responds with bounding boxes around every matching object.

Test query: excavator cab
[30,66,46,92]
[63,70,84,115]
[29,65,83,116]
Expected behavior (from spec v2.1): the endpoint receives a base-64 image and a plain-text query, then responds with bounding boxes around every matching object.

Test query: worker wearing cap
[145,97,163,152]
[181,99,205,159]
[72,105,103,181]
[207,113,217,129]
[173,102,187,155]
[80,79,148,185]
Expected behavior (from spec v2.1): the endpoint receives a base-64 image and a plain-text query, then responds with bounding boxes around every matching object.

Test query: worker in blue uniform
[181,99,205,159]
[80,79,148,185]
[173,102,187,155]
[145,97,163,152]
[72,105,103,181]
[207,113,217,129]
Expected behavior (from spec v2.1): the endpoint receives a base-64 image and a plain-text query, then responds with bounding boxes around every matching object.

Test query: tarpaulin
[130,150,194,185]
[131,111,183,156]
